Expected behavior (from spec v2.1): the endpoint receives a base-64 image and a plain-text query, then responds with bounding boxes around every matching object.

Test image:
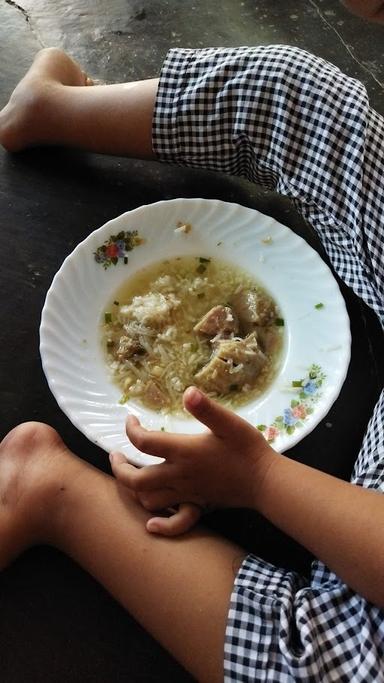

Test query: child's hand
[110,386,275,533]
[108,453,203,536]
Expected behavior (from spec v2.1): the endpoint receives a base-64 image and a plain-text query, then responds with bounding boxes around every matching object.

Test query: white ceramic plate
[40,198,351,465]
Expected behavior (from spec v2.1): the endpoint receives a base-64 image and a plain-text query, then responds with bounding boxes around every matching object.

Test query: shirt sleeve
[153,45,384,325]
[224,554,384,682]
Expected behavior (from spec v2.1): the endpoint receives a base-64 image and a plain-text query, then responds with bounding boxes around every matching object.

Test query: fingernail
[186,386,202,407]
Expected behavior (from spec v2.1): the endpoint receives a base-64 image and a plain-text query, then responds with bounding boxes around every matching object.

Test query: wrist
[244,441,280,512]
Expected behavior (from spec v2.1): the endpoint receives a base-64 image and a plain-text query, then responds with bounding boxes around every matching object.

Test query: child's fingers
[109,452,138,485]
[110,454,176,492]
[146,503,202,536]
[138,488,184,512]
[126,415,182,460]
[183,386,252,439]
[109,451,127,466]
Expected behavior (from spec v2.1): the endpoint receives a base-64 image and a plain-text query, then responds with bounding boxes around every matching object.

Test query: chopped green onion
[198,257,211,263]
[292,380,303,387]
[104,312,112,324]
[275,318,285,326]
[257,424,266,432]
[113,300,119,306]
[315,303,324,309]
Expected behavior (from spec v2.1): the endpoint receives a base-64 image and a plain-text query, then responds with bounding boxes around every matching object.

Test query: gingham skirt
[153,46,384,681]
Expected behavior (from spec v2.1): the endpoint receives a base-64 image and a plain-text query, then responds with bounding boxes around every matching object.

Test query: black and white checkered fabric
[153,46,384,682]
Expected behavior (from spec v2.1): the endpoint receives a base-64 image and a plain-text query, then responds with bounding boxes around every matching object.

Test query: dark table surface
[1,1,383,681]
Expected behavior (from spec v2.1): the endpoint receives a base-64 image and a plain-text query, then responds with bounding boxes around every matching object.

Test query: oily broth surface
[102,256,283,414]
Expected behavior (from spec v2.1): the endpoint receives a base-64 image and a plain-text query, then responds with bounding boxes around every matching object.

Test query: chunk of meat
[231,289,276,330]
[215,333,266,365]
[254,325,280,355]
[115,335,143,361]
[194,332,267,394]
[143,380,168,408]
[193,305,238,337]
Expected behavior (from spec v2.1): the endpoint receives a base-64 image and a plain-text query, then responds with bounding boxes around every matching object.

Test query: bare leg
[0,48,157,158]
[0,422,245,683]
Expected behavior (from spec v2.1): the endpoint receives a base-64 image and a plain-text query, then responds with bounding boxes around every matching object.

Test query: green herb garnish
[315,303,324,309]
[275,318,285,326]
[104,312,112,324]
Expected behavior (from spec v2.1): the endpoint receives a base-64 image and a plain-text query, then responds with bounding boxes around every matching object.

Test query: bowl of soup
[40,198,351,465]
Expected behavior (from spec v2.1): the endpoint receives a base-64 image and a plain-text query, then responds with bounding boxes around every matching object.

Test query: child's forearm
[257,453,384,605]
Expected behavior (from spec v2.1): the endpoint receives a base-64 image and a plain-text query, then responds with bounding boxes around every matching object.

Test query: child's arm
[111,386,384,608]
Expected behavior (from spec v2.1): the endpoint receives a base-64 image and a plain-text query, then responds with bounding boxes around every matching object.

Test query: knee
[1,421,61,451]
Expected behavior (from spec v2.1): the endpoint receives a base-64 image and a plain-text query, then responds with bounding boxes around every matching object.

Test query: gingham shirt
[153,46,384,682]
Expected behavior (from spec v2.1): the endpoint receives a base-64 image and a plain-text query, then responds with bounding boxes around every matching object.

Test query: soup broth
[102,256,283,414]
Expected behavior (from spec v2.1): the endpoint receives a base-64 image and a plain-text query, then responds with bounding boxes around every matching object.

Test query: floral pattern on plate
[94,230,145,269]
[258,364,326,442]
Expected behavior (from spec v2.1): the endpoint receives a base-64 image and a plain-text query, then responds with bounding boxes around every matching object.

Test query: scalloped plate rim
[40,198,351,465]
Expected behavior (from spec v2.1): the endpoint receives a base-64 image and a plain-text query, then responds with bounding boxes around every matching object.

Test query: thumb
[183,386,253,439]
